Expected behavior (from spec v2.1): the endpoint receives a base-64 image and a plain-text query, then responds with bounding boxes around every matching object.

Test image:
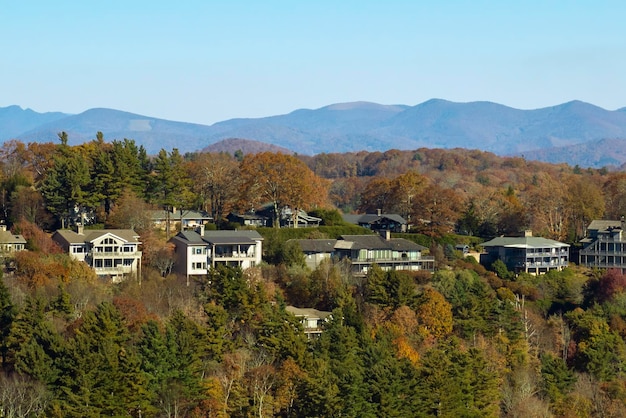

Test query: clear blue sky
[1,1,625,125]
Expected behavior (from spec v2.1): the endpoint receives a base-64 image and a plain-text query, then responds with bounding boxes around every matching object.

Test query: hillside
[201,137,294,155]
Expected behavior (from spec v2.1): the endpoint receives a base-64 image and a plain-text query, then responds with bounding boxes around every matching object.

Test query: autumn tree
[189,152,240,227]
[358,177,392,214]
[602,172,626,220]
[415,287,454,339]
[389,170,428,224]
[105,188,153,233]
[412,183,464,237]
[566,174,605,240]
[239,152,329,227]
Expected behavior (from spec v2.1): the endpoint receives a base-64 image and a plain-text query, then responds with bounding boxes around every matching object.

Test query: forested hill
[3,100,626,167]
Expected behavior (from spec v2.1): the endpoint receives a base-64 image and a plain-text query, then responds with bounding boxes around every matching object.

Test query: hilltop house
[480,231,569,275]
[292,230,434,274]
[51,224,142,281]
[343,211,408,233]
[169,226,263,279]
[579,219,626,273]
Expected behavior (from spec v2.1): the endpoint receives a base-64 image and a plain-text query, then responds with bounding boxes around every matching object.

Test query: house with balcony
[0,224,26,256]
[52,224,142,281]
[480,230,569,275]
[579,219,626,273]
[170,226,263,279]
[292,230,434,274]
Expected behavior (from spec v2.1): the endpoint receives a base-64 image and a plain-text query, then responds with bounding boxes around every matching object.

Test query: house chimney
[524,230,532,237]
[377,208,382,216]
[196,224,205,236]
[621,215,625,230]
[380,229,391,241]
[76,223,84,235]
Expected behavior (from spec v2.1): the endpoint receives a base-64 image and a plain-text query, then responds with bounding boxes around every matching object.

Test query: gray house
[481,231,569,275]
[293,230,434,274]
[579,219,626,273]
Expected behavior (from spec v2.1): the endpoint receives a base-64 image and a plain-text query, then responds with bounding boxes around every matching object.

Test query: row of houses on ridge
[6,216,626,281]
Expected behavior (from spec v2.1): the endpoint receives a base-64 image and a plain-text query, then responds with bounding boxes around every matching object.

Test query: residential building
[579,219,626,273]
[244,205,321,228]
[292,230,434,274]
[343,211,407,233]
[151,208,213,231]
[0,225,26,255]
[286,306,332,339]
[170,226,263,279]
[291,239,337,270]
[481,231,569,275]
[227,212,270,228]
[52,224,142,281]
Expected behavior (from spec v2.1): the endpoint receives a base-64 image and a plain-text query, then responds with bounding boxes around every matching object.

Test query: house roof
[172,229,264,245]
[482,236,569,249]
[343,213,407,225]
[292,239,337,253]
[339,234,427,251]
[587,220,623,232]
[0,230,26,245]
[150,209,212,221]
[286,306,332,320]
[228,212,269,221]
[53,229,140,245]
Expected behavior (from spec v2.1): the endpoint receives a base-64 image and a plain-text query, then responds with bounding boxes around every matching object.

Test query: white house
[52,224,142,281]
[169,226,263,279]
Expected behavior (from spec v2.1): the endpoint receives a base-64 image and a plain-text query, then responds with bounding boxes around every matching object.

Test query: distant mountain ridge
[2,100,626,167]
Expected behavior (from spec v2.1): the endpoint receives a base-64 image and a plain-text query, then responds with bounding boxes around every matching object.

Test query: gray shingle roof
[481,236,569,249]
[286,306,332,320]
[0,230,26,245]
[343,213,407,225]
[172,229,264,245]
[587,220,622,232]
[340,235,426,251]
[292,239,337,253]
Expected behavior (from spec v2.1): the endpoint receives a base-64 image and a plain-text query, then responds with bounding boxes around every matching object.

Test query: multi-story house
[481,230,569,275]
[579,219,626,273]
[292,230,435,274]
[169,226,263,280]
[52,224,142,281]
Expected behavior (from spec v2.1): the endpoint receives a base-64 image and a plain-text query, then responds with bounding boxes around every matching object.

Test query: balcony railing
[90,251,142,258]
[214,252,256,259]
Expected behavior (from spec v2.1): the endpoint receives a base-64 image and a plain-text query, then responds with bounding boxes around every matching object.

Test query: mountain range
[2,100,626,168]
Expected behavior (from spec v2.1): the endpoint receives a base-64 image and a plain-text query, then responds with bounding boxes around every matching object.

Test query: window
[123,259,134,266]
[194,247,203,255]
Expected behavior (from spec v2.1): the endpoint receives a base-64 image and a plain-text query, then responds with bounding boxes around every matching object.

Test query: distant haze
[2,99,626,168]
